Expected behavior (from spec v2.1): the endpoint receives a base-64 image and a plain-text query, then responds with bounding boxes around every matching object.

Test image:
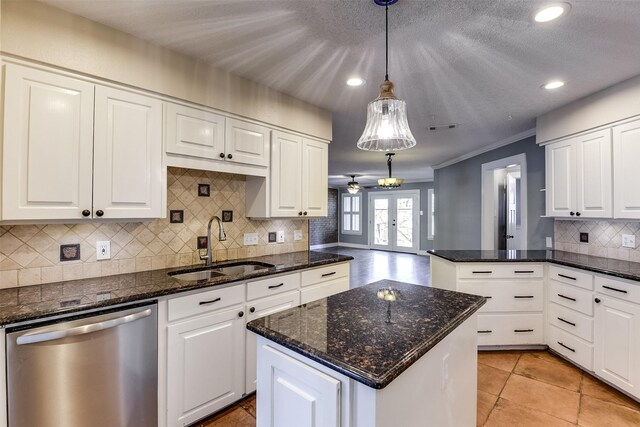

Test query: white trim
[480,153,528,251]
[337,242,370,249]
[427,188,435,241]
[433,128,536,170]
[537,113,640,146]
[341,193,362,235]
[310,243,339,250]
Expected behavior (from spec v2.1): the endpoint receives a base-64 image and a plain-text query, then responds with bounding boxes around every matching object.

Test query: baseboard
[310,243,339,250]
[338,242,370,249]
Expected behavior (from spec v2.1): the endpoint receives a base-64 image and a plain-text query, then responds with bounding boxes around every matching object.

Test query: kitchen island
[247,279,486,427]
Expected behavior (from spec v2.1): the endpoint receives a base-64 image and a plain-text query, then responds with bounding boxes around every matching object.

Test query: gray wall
[434,136,553,250]
[338,182,434,251]
[309,189,338,245]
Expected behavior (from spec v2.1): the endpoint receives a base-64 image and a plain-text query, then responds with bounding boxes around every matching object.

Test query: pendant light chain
[385,2,389,81]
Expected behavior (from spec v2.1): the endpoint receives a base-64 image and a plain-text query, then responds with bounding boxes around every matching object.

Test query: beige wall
[537,74,640,144]
[0,1,332,140]
[0,168,309,288]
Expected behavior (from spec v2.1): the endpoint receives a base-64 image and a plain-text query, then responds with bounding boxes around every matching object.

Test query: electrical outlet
[294,230,303,241]
[96,241,111,260]
[546,237,553,248]
[276,230,285,243]
[622,234,636,249]
[243,233,258,246]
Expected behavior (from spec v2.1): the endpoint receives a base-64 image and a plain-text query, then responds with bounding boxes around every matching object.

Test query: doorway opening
[368,190,420,253]
[481,154,527,251]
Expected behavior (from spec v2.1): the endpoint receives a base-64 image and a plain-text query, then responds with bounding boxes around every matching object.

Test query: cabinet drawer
[549,281,594,316]
[247,273,300,301]
[301,263,349,287]
[548,302,594,343]
[458,280,543,313]
[458,264,543,279]
[168,284,244,322]
[477,314,544,346]
[548,265,593,290]
[548,325,593,371]
[595,276,640,305]
[300,277,349,304]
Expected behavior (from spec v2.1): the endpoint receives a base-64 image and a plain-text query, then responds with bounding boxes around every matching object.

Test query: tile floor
[196,350,640,427]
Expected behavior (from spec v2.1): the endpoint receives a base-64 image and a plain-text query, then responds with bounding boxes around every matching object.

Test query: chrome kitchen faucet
[200,215,227,266]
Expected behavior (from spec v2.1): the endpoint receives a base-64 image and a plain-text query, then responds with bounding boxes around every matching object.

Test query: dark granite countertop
[247,279,485,389]
[0,251,353,326]
[428,249,640,283]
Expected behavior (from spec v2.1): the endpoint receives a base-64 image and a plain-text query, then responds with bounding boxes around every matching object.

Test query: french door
[369,190,420,253]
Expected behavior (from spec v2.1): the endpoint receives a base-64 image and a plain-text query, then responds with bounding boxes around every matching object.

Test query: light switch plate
[294,230,303,241]
[243,233,258,246]
[96,241,111,260]
[622,234,636,248]
[276,230,285,243]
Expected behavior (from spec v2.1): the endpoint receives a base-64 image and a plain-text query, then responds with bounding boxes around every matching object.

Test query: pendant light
[357,0,416,152]
[347,175,361,194]
[378,153,404,188]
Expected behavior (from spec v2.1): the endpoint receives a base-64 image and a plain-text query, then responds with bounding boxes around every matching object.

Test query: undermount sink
[169,262,275,281]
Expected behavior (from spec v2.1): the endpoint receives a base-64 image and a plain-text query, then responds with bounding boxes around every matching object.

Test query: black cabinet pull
[576,212,581,217]
[321,271,336,277]
[514,295,534,299]
[298,211,303,216]
[82,209,91,217]
[595,298,601,304]
[199,297,221,305]
[238,311,244,317]
[557,317,576,327]
[558,294,577,302]
[249,307,255,313]
[570,211,575,216]
[514,329,534,333]
[484,296,492,299]
[227,153,233,159]
[268,283,284,289]
[472,271,493,274]
[602,285,627,294]
[303,211,308,216]
[558,274,576,281]
[219,153,225,158]
[478,330,493,334]
[95,210,104,217]
[557,341,575,352]
[514,270,535,274]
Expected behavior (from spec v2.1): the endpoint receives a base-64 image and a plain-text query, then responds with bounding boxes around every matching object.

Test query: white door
[594,295,640,397]
[225,118,270,167]
[93,86,163,219]
[165,102,226,160]
[506,171,521,250]
[546,139,576,217]
[370,191,420,253]
[271,131,303,217]
[2,63,94,220]
[167,307,245,426]
[613,119,640,219]
[301,139,328,217]
[575,129,612,218]
[245,291,300,394]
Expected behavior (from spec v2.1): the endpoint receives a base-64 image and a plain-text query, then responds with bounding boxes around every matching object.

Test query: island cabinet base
[255,314,478,427]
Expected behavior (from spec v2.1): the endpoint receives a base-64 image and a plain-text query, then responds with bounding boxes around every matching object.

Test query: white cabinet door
[302,139,328,217]
[2,64,94,220]
[245,291,300,394]
[594,295,640,397]
[225,118,270,167]
[257,343,341,427]
[575,130,612,218]
[613,119,640,219]
[167,307,245,427]
[546,139,576,217]
[165,103,225,160]
[93,86,163,219]
[271,131,303,217]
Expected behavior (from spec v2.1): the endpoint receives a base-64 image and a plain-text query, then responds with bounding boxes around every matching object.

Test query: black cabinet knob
[95,210,104,217]
[238,311,244,318]
[250,307,255,313]
[298,211,303,216]
[576,212,581,217]
[227,153,233,159]
[595,298,601,304]
[570,211,575,216]
[82,209,91,217]
[219,153,225,158]
[303,211,307,216]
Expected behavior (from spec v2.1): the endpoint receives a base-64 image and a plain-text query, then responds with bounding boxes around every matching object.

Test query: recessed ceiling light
[534,3,570,23]
[542,80,565,90]
[347,77,365,87]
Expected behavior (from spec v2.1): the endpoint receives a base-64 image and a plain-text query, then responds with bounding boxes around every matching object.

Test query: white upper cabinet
[1,63,164,221]
[546,129,612,218]
[2,63,95,220]
[270,131,328,218]
[93,86,163,219]
[225,118,270,167]
[165,103,225,160]
[613,118,640,219]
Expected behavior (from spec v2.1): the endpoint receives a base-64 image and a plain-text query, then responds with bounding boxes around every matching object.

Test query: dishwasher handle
[16,308,153,345]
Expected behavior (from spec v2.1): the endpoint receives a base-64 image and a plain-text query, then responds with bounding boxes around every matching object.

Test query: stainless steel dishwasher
[6,302,158,427]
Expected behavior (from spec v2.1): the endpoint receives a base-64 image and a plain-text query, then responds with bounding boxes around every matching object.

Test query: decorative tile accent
[197,183,210,197]
[0,168,309,286]
[169,210,184,224]
[222,210,233,222]
[554,220,640,261]
[60,244,81,261]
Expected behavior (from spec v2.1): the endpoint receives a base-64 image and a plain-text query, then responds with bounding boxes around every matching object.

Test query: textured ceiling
[41,0,640,187]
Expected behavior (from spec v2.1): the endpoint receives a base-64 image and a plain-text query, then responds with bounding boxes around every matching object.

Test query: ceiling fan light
[347,186,360,194]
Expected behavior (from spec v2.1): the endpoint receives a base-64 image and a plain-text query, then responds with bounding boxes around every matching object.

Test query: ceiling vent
[427,124,458,131]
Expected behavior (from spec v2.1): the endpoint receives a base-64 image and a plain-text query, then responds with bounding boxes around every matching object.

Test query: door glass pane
[343,214,351,231]
[374,199,388,246]
[352,214,360,232]
[396,198,413,248]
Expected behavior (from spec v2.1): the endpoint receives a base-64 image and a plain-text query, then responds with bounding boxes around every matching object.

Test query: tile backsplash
[0,167,308,288]
[554,220,640,262]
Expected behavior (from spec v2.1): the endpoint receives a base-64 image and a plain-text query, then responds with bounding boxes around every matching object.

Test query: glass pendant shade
[357,91,416,152]
[378,177,403,188]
